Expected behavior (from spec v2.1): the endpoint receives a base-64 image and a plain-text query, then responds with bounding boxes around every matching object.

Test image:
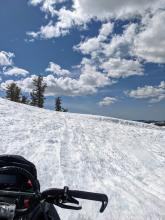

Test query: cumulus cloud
[3,67,29,76]
[72,0,162,20]
[46,62,70,76]
[27,7,89,39]
[97,22,114,41]
[44,60,112,96]
[76,22,137,58]
[75,23,143,79]
[44,74,97,96]
[126,81,165,103]
[0,51,29,78]
[134,10,165,63]
[0,51,14,66]
[74,22,114,55]
[103,23,137,58]
[25,0,165,100]
[74,37,101,55]
[29,0,67,16]
[99,97,117,106]
[1,59,112,96]
[1,80,14,90]
[28,0,165,66]
[101,58,143,78]
[29,0,164,20]
[28,0,165,41]
[0,77,35,92]
[27,20,69,39]
[79,58,111,88]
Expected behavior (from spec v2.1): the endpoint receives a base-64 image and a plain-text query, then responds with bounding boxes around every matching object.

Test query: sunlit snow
[0,98,165,220]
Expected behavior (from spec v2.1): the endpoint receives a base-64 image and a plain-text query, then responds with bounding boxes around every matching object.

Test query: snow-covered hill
[0,98,165,220]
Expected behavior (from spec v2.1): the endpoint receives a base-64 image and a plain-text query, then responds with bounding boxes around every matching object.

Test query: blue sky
[0,0,164,120]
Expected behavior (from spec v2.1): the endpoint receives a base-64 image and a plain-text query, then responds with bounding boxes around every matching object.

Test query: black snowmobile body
[0,155,108,220]
[20,202,60,220]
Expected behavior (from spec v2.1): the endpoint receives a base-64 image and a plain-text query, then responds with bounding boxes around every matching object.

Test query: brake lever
[56,202,82,210]
[67,196,79,205]
[55,186,82,210]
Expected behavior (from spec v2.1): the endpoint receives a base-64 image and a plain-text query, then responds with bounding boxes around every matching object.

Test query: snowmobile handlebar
[0,166,108,219]
[0,186,108,216]
[42,186,108,213]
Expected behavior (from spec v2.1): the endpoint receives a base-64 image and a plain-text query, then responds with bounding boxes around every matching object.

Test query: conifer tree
[55,97,68,112]
[21,95,29,104]
[30,76,47,108]
[6,82,21,102]
[55,97,62,111]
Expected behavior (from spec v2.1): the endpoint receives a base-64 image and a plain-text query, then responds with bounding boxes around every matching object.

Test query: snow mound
[0,98,165,220]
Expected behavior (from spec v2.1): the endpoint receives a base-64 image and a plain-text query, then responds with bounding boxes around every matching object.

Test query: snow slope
[0,98,165,220]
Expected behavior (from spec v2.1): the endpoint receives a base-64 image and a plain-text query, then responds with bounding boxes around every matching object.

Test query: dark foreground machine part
[42,186,108,213]
[0,155,108,220]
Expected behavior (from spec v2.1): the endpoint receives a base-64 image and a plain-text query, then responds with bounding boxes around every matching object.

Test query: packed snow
[0,98,165,220]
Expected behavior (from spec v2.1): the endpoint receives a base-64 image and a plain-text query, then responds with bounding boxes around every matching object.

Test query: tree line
[5,76,67,112]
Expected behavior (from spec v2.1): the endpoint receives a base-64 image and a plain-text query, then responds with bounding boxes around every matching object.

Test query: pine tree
[62,108,68,112]
[6,83,21,102]
[30,76,47,108]
[55,97,62,111]
[55,97,68,112]
[21,95,29,104]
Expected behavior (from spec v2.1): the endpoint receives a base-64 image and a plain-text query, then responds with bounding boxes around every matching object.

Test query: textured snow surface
[0,98,165,220]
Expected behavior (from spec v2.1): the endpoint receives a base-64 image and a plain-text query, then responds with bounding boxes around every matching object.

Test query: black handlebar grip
[42,188,108,213]
[68,190,108,212]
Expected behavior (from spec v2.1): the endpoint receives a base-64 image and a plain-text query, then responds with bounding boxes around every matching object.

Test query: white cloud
[29,0,164,19]
[75,37,101,55]
[0,80,15,91]
[0,51,14,66]
[44,60,112,96]
[45,60,112,95]
[1,59,112,96]
[75,23,143,79]
[101,58,143,78]
[99,96,117,106]
[28,0,165,41]
[74,22,114,55]
[126,81,165,103]
[27,0,165,66]
[134,10,165,63]
[44,74,97,96]
[27,7,88,39]
[0,77,35,93]
[46,62,70,76]
[29,0,67,16]
[27,20,69,39]
[103,23,137,58]
[75,22,137,61]
[3,67,29,77]
[29,0,43,6]
[73,0,163,20]
[0,51,29,77]
[27,0,165,68]
[79,59,111,88]
[98,22,114,41]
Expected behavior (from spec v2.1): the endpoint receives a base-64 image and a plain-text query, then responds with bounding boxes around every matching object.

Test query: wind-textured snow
[0,98,165,220]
